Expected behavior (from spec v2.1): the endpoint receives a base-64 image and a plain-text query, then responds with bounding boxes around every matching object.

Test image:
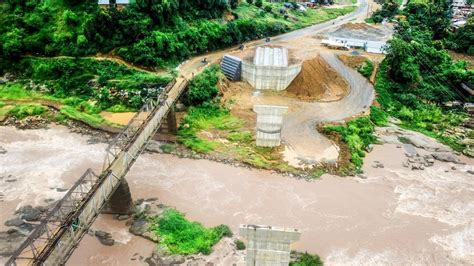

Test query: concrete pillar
[239,224,301,266]
[253,105,288,147]
[166,106,177,134]
[103,179,133,215]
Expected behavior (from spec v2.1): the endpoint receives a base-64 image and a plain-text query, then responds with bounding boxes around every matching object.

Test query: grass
[235,3,356,31]
[178,104,326,176]
[59,105,112,128]
[149,209,232,255]
[8,104,48,119]
[178,105,242,153]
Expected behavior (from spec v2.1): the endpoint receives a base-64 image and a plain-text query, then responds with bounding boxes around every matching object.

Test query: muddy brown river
[1,125,473,265]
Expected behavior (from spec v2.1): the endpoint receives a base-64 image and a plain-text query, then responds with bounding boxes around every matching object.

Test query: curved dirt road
[279,52,375,166]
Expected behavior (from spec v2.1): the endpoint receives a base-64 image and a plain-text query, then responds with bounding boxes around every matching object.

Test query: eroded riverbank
[0,125,473,265]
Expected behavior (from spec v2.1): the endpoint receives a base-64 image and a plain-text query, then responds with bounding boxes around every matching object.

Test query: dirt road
[280,52,374,166]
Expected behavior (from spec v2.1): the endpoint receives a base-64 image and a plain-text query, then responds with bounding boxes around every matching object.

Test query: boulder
[0,229,26,256]
[153,245,171,258]
[15,205,42,221]
[0,146,7,154]
[95,230,111,239]
[98,237,115,246]
[431,153,460,163]
[4,217,24,227]
[162,255,185,265]
[117,214,130,221]
[129,218,149,236]
[365,144,374,153]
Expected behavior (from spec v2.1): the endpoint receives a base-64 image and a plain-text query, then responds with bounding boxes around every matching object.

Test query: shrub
[183,65,220,106]
[246,0,254,4]
[8,104,47,119]
[370,106,389,126]
[234,239,246,250]
[357,59,374,78]
[290,251,323,266]
[150,209,232,255]
[323,117,377,171]
[264,4,273,13]
[230,0,239,9]
[255,0,263,8]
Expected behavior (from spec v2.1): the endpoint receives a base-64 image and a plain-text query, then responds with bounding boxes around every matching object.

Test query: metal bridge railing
[6,77,188,266]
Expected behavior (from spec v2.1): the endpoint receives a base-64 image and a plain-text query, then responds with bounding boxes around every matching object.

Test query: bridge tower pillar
[103,179,133,215]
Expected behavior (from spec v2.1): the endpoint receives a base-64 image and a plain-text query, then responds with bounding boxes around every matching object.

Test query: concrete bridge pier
[166,106,177,134]
[157,104,178,135]
[103,179,134,215]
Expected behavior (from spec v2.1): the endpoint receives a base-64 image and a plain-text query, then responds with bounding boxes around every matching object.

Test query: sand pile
[338,54,368,68]
[284,56,348,101]
[326,23,391,41]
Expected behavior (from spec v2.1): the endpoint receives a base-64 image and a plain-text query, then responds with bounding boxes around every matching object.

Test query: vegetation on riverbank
[149,209,232,255]
[290,251,324,266]
[322,106,386,173]
[0,55,172,127]
[0,82,119,128]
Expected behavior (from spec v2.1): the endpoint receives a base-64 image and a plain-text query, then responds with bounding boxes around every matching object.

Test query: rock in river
[431,153,460,163]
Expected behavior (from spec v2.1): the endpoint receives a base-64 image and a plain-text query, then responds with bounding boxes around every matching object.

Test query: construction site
[1,1,473,265]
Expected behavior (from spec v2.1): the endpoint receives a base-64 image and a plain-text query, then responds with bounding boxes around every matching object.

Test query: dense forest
[0,0,293,68]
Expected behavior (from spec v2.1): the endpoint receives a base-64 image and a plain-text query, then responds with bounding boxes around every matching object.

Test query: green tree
[255,0,263,8]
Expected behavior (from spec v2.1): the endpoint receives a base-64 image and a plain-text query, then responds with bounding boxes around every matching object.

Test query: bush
[246,0,254,4]
[264,4,273,13]
[255,0,263,8]
[183,65,220,106]
[150,209,232,255]
[323,116,377,171]
[8,104,47,119]
[234,239,246,250]
[230,0,239,9]
[290,251,323,266]
[370,106,388,126]
[357,59,374,78]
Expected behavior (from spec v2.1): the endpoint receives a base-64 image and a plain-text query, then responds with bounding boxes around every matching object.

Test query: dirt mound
[341,23,374,31]
[338,54,368,68]
[327,23,391,41]
[284,56,349,101]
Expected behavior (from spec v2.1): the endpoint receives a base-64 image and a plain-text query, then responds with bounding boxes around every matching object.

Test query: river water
[0,125,473,265]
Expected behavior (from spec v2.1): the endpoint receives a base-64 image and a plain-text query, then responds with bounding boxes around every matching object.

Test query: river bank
[1,125,472,265]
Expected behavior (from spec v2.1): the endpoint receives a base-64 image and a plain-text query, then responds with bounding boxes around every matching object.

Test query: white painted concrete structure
[242,47,302,91]
[253,105,288,147]
[240,224,301,266]
[322,38,388,54]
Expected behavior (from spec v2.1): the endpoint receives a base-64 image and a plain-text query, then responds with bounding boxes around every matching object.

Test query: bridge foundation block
[166,106,177,134]
[103,179,134,215]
